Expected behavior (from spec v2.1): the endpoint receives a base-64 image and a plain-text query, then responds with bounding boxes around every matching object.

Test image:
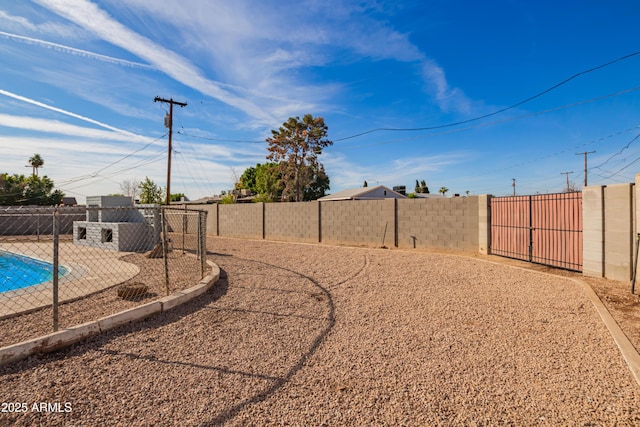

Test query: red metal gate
[490,192,583,271]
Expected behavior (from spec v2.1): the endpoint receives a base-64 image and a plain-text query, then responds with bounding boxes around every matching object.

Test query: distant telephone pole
[512,178,516,196]
[153,96,187,205]
[576,151,596,187]
[561,171,574,192]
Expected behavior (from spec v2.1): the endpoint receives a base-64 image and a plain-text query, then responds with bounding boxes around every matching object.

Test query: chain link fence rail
[0,205,208,349]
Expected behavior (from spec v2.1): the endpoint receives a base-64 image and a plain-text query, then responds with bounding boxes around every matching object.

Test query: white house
[318,185,407,201]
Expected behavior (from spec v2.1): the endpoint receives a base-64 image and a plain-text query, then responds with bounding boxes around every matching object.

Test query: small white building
[318,185,407,201]
[73,196,160,252]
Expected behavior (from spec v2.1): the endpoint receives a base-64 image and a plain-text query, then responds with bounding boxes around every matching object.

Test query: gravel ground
[1,237,640,426]
[0,251,205,348]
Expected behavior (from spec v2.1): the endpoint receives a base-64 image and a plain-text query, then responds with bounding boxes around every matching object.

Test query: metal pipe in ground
[632,233,640,294]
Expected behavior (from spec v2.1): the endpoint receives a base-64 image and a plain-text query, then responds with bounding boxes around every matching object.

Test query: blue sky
[0,0,639,203]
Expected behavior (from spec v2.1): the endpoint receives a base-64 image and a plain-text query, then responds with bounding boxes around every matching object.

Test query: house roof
[318,185,407,201]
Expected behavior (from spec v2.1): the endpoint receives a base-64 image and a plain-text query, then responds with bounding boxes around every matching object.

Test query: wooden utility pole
[512,178,516,196]
[561,171,574,192]
[154,97,187,205]
[576,151,596,187]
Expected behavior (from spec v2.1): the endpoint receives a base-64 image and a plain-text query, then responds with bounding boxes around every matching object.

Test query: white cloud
[421,60,473,115]
[35,0,276,124]
[96,0,469,117]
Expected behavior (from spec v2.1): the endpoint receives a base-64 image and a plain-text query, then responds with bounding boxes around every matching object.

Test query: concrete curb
[571,277,640,388]
[0,261,220,367]
[463,254,640,388]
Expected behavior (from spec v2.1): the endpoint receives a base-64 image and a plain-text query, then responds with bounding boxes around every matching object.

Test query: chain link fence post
[52,207,60,332]
[161,207,170,296]
[199,210,207,278]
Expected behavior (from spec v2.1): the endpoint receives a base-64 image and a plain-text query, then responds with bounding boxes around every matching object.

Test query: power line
[332,86,640,150]
[332,50,640,142]
[176,130,264,144]
[590,131,640,171]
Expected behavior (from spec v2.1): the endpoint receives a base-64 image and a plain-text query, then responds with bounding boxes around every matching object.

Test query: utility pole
[154,97,187,205]
[561,171,574,192]
[512,178,516,196]
[576,151,596,187]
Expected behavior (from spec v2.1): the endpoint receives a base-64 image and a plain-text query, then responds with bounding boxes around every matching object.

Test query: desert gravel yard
[1,237,640,425]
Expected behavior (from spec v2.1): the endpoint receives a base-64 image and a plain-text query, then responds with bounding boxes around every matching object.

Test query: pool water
[0,251,68,293]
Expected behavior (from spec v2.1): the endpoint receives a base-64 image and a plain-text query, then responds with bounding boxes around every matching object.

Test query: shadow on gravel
[0,269,230,376]
[201,256,337,426]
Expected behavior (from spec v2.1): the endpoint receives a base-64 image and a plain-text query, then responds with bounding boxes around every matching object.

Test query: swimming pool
[0,251,68,293]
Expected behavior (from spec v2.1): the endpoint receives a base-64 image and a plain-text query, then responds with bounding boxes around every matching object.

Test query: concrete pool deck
[0,242,139,318]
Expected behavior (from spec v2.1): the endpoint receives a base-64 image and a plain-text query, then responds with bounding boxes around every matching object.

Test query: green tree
[237,166,258,193]
[28,153,44,177]
[255,163,283,202]
[219,193,235,204]
[0,173,63,205]
[266,114,333,202]
[420,180,429,194]
[170,193,187,202]
[363,180,368,187]
[439,186,449,196]
[415,179,420,193]
[138,177,164,204]
[303,164,330,201]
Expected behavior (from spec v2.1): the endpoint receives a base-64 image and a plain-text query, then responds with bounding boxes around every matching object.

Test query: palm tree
[438,186,448,196]
[28,154,44,176]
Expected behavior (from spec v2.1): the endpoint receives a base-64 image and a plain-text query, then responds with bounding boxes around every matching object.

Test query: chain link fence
[0,205,208,349]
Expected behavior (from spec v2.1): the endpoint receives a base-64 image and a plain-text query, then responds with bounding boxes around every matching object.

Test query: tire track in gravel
[204,256,336,425]
[326,253,370,290]
[205,253,369,425]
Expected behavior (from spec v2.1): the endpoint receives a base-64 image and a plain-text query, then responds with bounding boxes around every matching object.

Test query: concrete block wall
[0,207,85,236]
[478,195,491,254]
[265,202,319,243]
[319,199,396,246]
[73,221,154,251]
[582,186,605,277]
[218,203,264,239]
[583,182,636,281]
[605,183,634,280]
[396,196,479,251]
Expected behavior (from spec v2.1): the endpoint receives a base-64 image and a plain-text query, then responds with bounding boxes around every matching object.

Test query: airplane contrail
[0,30,154,70]
[0,88,145,139]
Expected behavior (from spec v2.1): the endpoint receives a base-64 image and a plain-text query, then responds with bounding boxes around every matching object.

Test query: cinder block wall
[218,203,264,239]
[0,207,84,236]
[604,183,634,280]
[583,182,635,281]
[320,199,396,246]
[582,186,605,277]
[397,196,479,251]
[264,202,319,243]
